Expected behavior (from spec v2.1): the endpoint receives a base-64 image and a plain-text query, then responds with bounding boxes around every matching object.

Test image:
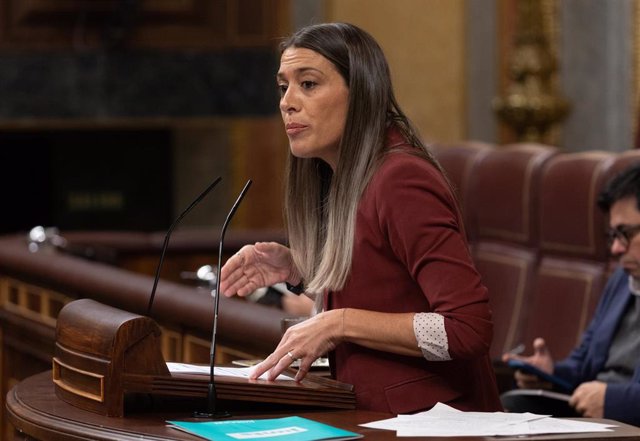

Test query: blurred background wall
[0,0,637,233]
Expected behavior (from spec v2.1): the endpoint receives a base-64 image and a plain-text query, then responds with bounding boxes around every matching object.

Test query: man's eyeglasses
[605,224,640,248]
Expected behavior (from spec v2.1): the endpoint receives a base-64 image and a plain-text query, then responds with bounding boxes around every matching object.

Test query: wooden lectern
[53,298,170,416]
[52,299,355,417]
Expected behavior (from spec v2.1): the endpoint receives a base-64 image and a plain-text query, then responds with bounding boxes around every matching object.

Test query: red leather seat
[430,141,493,242]
[466,144,557,359]
[524,151,614,359]
[432,145,640,389]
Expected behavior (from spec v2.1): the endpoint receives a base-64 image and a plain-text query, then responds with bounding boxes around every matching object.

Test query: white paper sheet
[166,362,293,381]
[361,402,616,437]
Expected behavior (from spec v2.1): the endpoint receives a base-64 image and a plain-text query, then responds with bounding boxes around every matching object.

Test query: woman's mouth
[286,123,307,136]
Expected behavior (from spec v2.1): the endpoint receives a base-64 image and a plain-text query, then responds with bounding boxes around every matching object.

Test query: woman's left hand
[249,309,345,382]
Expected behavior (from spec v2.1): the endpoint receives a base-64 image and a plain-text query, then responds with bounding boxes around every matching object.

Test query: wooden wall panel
[326,0,466,143]
[0,0,288,50]
[229,117,288,230]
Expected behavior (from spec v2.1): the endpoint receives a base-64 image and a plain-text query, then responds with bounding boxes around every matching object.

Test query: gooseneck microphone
[146,176,222,315]
[195,179,252,419]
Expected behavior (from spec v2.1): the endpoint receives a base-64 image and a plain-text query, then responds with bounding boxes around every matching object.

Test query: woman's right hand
[219,242,299,297]
[502,338,555,389]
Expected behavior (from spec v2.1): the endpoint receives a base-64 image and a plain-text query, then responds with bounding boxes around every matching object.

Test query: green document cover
[167,416,363,441]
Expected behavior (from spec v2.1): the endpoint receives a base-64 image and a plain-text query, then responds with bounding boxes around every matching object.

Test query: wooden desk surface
[6,372,640,441]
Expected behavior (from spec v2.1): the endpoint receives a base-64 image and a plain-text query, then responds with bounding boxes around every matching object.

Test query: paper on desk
[361,402,616,437]
[166,362,293,381]
[360,403,545,433]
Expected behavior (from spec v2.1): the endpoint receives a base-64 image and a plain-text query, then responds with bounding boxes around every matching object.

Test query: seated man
[502,164,640,426]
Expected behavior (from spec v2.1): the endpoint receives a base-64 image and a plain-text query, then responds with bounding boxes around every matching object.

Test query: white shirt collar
[628,276,640,296]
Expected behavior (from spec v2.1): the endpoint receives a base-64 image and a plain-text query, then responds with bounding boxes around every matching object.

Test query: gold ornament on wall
[493,0,570,143]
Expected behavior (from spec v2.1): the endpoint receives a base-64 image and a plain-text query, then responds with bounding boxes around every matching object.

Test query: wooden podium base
[53,299,354,417]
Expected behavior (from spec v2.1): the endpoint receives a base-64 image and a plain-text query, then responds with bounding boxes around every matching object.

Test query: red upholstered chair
[523,151,615,359]
[430,141,494,242]
[473,242,537,359]
[600,150,640,273]
[607,149,640,177]
[467,144,557,359]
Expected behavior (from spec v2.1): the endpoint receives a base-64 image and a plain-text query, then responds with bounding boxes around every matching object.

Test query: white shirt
[413,313,451,361]
[628,276,640,296]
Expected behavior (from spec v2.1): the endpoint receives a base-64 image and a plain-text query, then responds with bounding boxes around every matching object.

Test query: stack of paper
[360,402,617,437]
[166,363,294,381]
[144,363,356,409]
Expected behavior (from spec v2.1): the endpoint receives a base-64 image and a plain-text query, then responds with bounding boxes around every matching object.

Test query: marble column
[560,0,634,152]
[466,0,499,143]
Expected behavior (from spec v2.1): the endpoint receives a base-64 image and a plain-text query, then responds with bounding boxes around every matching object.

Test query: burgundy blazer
[327,130,501,414]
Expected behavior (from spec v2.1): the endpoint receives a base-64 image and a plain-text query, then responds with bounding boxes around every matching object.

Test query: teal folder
[167,416,363,441]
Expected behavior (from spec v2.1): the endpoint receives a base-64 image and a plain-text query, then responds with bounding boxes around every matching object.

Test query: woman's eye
[301,81,317,90]
[277,84,288,96]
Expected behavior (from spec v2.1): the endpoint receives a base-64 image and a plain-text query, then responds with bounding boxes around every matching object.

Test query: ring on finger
[286,351,295,360]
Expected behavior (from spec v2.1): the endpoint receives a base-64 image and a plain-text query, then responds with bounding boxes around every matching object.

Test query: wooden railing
[0,231,289,440]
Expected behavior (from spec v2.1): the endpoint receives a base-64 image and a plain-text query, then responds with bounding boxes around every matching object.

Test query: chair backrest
[433,144,640,362]
[606,149,640,180]
[467,144,557,358]
[523,151,614,358]
[430,141,494,241]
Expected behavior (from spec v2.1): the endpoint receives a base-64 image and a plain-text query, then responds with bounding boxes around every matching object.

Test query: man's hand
[502,338,555,389]
[569,381,607,418]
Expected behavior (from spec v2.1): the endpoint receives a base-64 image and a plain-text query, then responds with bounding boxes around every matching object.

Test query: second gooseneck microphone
[146,176,222,315]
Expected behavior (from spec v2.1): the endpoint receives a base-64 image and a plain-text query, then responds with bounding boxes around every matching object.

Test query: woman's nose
[280,88,299,113]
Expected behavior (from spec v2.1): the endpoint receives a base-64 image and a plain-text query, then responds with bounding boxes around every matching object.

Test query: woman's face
[277,47,349,170]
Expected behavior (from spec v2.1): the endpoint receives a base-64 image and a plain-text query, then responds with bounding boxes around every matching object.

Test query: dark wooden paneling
[0,129,173,233]
[0,310,55,441]
[0,0,288,50]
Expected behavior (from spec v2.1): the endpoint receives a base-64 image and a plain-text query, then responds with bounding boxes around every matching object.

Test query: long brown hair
[281,23,443,295]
